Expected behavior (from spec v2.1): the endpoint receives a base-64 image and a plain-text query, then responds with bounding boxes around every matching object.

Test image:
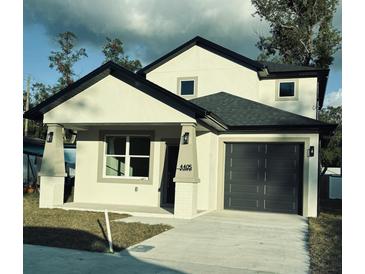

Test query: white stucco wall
[259,77,318,119]
[215,133,320,217]
[44,75,195,124]
[72,124,319,216]
[146,45,318,118]
[73,124,218,212]
[73,125,182,206]
[196,131,219,211]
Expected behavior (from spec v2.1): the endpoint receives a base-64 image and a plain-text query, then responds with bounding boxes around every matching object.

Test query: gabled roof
[137,36,266,75]
[137,36,329,108]
[24,62,335,134]
[191,92,336,132]
[23,61,212,122]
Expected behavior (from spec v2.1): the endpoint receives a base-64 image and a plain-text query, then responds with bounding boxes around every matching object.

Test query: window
[178,77,197,97]
[279,82,295,97]
[104,135,150,179]
[181,80,194,95]
[276,80,298,101]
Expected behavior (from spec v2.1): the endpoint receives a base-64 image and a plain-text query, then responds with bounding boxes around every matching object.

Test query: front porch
[59,202,174,218]
[39,121,208,219]
[58,202,209,219]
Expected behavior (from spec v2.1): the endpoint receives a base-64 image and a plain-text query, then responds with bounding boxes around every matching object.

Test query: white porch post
[173,123,200,218]
[39,124,66,208]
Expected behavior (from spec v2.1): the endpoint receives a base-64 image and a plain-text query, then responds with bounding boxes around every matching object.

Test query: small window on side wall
[276,80,298,101]
[178,77,197,97]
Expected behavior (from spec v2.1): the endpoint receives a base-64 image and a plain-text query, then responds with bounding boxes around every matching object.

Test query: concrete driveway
[123,210,310,273]
[24,211,309,274]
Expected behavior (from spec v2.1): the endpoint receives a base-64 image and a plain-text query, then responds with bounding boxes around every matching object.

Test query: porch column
[39,124,66,208]
[173,123,200,218]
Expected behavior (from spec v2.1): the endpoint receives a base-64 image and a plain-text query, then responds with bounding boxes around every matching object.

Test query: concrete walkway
[24,211,310,274]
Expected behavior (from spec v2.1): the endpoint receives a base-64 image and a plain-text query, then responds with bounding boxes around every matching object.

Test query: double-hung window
[104,135,150,179]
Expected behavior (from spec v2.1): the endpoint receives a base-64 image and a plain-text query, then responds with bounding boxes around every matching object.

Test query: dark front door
[166,145,179,204]
[224,143,303,214]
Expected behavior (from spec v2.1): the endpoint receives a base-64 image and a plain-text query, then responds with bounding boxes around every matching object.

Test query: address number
[178,164,192,171]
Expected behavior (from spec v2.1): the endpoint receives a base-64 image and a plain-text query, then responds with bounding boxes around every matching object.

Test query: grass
[308,204,342,273]
[23,193,172,253]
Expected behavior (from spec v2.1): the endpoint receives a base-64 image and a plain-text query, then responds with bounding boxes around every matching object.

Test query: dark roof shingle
[191,92,334,130]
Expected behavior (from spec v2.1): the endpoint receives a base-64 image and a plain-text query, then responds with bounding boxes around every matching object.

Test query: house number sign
[178,164,192,171]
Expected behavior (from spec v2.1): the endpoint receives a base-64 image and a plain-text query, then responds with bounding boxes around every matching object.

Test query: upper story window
[276,80,298,101]
[177,77,198,97]
[104,135,150,179]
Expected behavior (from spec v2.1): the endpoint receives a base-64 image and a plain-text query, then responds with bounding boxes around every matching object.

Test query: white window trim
[177,76,198,98]
[103,134,150,180]
[275,79,299,101]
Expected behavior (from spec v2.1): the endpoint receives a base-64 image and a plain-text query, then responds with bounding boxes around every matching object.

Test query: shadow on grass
[24,226,116,252]
[24,227,184,273]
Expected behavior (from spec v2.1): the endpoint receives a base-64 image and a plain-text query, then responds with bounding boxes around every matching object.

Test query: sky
[23,0,342,107]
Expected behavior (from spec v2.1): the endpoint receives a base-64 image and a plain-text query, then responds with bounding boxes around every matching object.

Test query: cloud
[324,88,342,107]
[24,0,269,64]
[24,0,342,68]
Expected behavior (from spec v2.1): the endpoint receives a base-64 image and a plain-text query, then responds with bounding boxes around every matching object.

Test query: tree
[252,0,341,68]
[102,37,142,72]
[319,106,342,172]
[49,31,87,89]
[26,31,87,139]
[31,32,87,107]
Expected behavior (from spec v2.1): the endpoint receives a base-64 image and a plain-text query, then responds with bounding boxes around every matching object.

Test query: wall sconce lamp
[307,146,315,157]
[46,132,54,143]
[182,132,189,144]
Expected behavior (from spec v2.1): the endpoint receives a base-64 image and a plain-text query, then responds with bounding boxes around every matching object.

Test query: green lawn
[308,208,342,273]
[23,193,172,253]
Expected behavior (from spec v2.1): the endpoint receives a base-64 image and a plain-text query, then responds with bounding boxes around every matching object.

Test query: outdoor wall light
[46,132,54,143]
[182,132,190,144]
[307,146,315,157]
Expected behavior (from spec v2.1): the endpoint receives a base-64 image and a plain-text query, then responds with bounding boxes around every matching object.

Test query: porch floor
[59,202,174,218]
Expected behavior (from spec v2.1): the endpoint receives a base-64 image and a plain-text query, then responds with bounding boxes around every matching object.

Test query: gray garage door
[224,143,302,214]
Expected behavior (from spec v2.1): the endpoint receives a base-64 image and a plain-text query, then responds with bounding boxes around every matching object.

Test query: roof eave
[226,123,337,134]
[23,61,211,122]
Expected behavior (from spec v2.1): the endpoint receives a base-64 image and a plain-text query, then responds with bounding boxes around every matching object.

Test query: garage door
[224,143,302,214]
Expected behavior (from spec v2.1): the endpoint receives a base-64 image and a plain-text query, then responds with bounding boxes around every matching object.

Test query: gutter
[200,113,228,131]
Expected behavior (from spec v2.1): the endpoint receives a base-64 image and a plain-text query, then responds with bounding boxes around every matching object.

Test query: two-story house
[24,36,335,218]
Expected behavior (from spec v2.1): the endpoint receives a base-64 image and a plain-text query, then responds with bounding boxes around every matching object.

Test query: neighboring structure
[320,167,342,200]
[23,136,76,186]
[24,36,336,218]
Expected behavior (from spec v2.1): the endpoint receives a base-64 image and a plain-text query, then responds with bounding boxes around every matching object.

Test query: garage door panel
[266,144,298,155]
[265,185,296,198]
[229,158,263,169]
[264,199,296,213]
[228,198,259,210]
[229,170,260,181]
[227,184,259,195]
[226,179,261,187]
[266,158,297,169]
[227,143,265,155]
[224,142,302,214]
[266,171,297,184]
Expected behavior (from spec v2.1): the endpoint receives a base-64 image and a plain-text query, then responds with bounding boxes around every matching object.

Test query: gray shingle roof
[191,92,330,128]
